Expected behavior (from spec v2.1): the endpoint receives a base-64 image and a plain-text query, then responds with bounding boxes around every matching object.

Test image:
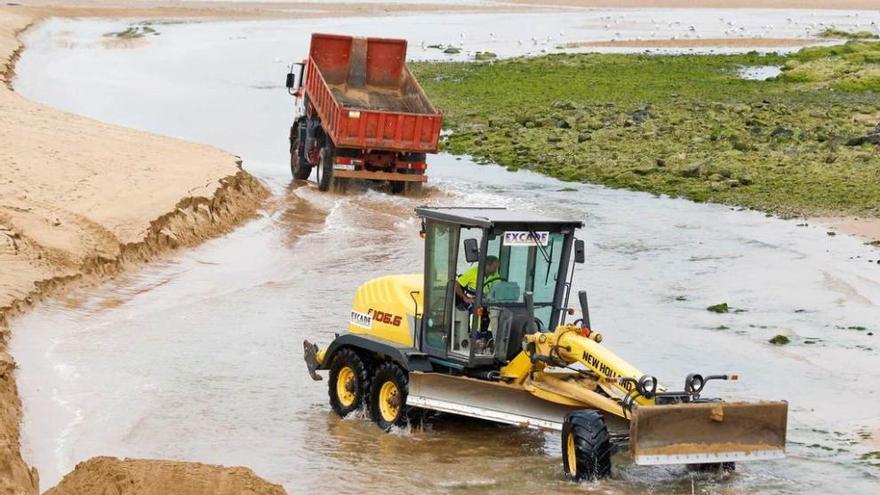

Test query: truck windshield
[484,230,565,325]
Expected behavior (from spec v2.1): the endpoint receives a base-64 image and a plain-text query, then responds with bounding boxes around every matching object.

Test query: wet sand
[511,0,880,9]
[1,5,272,494]
[817,217,880,245]
[45,457,286,495]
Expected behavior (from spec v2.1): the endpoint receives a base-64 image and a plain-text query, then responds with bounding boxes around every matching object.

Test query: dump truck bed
[305,33,442,153]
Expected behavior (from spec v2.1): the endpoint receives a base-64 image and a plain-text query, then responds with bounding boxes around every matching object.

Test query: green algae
[412,43,880,218]
[707,303,729,313]
[819,28,879,40]
[105,24,157,39]
[769,335,791,345]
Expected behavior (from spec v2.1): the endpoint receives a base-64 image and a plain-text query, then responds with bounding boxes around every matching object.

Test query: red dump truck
[285,33,443,194]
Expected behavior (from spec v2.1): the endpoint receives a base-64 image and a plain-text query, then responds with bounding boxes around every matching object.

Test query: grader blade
[407,372,581,431]
[630,401,788,465]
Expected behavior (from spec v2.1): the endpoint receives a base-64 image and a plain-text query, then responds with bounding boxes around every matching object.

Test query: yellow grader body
[303,207,788,480]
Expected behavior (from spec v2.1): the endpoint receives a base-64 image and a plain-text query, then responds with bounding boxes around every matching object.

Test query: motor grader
[303,207,788,480]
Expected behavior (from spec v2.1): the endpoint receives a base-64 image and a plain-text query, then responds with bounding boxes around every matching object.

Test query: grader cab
[303,207,788,480]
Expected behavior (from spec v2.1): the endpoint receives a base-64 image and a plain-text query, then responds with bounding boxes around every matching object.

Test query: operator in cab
[455,255,501,309]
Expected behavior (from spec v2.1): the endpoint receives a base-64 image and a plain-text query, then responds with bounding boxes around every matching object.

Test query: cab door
[421,220,458,358]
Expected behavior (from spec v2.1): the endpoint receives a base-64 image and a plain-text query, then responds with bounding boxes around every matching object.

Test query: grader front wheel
[369,362,408,430]
[328,348,370,417]
[562,410,613,481]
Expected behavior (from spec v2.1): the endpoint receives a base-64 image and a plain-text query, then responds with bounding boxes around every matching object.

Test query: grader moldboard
[303,207,788,480]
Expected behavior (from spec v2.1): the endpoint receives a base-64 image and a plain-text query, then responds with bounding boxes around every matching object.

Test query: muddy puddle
[11,10,880,494]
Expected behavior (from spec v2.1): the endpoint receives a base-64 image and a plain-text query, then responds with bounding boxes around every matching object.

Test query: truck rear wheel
[289,121,311,180]
[390,177,423,196]
[316,146,335,192]
[369,362,408,431]
[328,348,370,417]
[390,181,406,195]
[562,410,613,481]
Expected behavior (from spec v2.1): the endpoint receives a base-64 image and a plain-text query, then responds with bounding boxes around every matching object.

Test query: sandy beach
[1,4,276,494]
[1,0,878,493]
[511,0,880,9]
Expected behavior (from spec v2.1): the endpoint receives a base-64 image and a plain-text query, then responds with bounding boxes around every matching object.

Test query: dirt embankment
[0,6,278,494]
[44,457,286,495]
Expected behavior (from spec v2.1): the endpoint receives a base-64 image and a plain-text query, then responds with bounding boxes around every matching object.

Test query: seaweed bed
[413,41,880,218]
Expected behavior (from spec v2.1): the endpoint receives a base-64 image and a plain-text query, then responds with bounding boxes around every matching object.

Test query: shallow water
[11,10,880,494]
[737,65,783,80]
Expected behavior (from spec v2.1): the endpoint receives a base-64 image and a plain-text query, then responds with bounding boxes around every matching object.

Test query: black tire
[687,462,736,473]
[328,348,370,418]
[390,181,406,195]
[289,120,311,180]
[561,410,613,481]
[369,362,408,431]
[316,145,335,192]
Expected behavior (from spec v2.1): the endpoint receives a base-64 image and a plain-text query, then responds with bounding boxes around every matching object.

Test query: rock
[577,132,591,143]
[769,335,791,345]
[552,100,576,110]
[655,158,666,167]
[846,133,880,146]
[443,47,461,54]
[554,118,571,129]
[710,181,727,191]
[631,105,652,123]
[725,179,741,188]
[473,51,497,61]
[771,127,794,139]
[678,163,701,178]
[827,231,837,236]
[707,303,729,313]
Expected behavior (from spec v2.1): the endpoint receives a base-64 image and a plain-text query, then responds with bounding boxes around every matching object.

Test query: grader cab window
[485,230,565,328]
[423,222,457,355]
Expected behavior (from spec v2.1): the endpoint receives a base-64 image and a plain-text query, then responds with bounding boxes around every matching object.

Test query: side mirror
[463,238,480,263]
[286,62,305,96]
[574,239,585,264]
